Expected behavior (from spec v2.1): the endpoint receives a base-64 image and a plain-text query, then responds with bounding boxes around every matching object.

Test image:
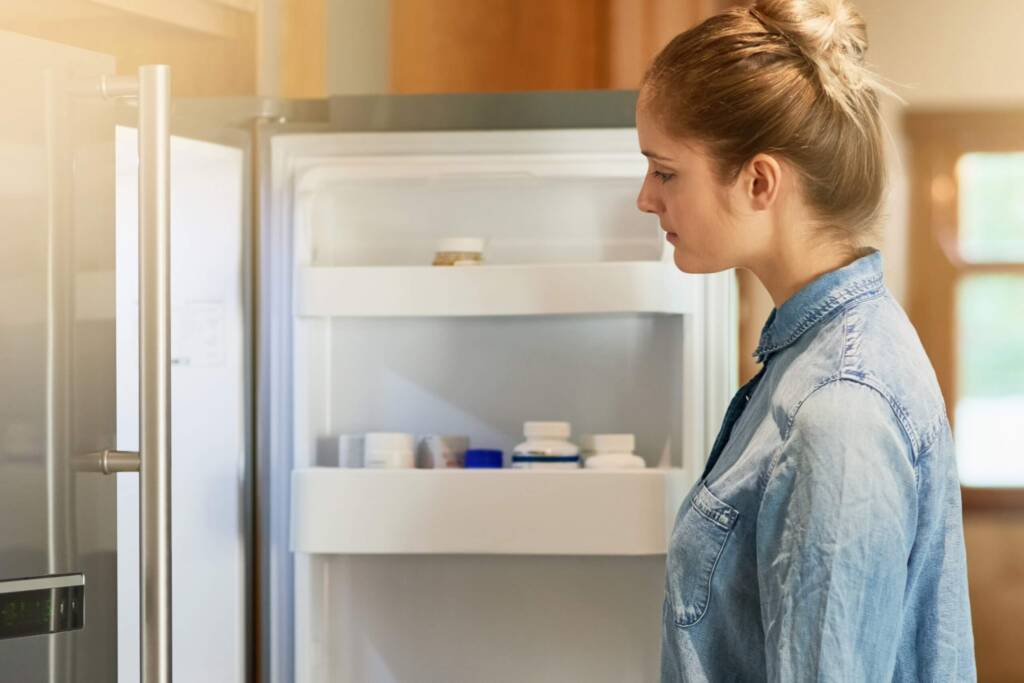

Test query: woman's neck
[748,238,864,309]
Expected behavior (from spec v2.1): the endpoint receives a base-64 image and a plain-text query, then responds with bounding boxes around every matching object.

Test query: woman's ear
[742,153,783,211]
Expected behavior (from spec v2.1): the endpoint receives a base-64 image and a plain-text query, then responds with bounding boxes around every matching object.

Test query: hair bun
[751,0,883,119]
[753,0,867,62]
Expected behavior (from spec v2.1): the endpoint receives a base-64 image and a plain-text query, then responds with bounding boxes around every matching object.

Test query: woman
[637,1,976,681]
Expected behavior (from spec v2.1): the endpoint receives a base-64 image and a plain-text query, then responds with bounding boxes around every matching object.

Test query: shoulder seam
[760,375,840,490]
[759,376,920,493]
[835,375,920,460]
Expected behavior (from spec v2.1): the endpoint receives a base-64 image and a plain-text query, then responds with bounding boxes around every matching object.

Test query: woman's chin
[672,247,704,274]
[672,247,728,275]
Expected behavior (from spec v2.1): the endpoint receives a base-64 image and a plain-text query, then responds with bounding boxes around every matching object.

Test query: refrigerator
[0,30,736,683]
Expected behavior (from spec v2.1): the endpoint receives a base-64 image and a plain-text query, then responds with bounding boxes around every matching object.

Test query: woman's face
[636,104,749,274]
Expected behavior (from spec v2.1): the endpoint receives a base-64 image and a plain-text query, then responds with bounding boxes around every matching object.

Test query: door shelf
[290,467,691,556]
[295,261,696,317]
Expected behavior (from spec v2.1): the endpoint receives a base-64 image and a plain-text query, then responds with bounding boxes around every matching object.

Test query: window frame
[906,110,1024,511]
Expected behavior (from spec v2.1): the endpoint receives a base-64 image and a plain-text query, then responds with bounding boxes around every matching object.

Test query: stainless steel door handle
[73,450,141,474]
[137,63,172,683]
[74,64,173,683]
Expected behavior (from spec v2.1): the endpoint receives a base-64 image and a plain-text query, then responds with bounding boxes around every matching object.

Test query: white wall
[859,0,1024,107]
[326,0,390,95]
[856,0,1024,302]
[258,0,391,96]
[257,0,282,96]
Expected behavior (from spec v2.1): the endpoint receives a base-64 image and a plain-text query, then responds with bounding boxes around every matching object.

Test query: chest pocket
[665,483,739,628]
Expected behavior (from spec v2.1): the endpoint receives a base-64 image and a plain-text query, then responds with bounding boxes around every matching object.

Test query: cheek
[669,189,739,259]
[665,186,716,232]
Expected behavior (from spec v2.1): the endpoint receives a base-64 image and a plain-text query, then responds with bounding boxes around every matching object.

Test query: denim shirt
[661,250,976,682]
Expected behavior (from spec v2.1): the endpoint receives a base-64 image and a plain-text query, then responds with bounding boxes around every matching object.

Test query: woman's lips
[665,232,678,244]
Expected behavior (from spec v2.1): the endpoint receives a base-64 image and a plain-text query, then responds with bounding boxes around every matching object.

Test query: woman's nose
[636,177,659,214]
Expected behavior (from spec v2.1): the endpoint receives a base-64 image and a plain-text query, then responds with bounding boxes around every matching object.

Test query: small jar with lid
[581,434,645,469]
[511,421,580,469]
[432,238,486,266]
[363,432,415,469]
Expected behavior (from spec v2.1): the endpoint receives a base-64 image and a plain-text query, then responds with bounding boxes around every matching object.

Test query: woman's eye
[651,170,675,183]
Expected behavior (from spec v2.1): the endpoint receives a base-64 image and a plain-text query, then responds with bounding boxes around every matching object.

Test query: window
[955,153,1024,488]
[956,274,1024,486]
[957,153,1024,263]
[907,114,1024,500]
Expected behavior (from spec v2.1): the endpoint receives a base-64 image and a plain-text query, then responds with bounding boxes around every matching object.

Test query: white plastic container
[511,421,580,469]
[581,434,646,469]
[364,432,416,469]
[337,434,365,468]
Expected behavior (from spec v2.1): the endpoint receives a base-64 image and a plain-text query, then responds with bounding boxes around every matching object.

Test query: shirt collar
[753,249,885,364]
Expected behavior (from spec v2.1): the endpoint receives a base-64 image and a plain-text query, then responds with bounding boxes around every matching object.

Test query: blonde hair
[641,0,889,247]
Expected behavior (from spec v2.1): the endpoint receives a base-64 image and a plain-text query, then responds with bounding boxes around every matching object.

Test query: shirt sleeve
[756,379,918,682]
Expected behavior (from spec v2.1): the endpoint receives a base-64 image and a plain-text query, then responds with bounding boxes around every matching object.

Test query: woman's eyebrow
[641,150,675,162]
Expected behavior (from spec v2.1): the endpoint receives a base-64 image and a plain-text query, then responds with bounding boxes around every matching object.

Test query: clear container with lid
[581,433,646,470]
[511,421,580,469]
[416,434,469,468]
[364,432,416,469]
[432,237,486,266]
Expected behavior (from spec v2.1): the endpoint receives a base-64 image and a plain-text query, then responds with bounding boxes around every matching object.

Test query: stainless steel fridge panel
[0,31,117,683]
[326,90,639,131]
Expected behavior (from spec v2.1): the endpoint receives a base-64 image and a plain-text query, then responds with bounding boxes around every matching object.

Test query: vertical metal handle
[44,66,76,683]
[138,64,172,683]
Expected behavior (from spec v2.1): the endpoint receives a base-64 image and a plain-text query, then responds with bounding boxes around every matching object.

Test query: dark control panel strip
[0,573,85,640]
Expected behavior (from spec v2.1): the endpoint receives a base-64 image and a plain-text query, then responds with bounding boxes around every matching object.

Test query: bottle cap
[580,434,635,453]
[524,421,571,440]
[436,237,485,254]
[464,449,503,468]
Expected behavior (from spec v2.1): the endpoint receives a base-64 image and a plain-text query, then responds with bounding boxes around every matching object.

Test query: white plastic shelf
[290,467,691,556]
[295,262,696,317]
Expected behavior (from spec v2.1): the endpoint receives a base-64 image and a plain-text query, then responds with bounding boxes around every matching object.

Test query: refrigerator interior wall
[115,127,247,683]
[0,31,118,683]
[306,314,682,467]
[303,156,662,266]
[276,128,723,682]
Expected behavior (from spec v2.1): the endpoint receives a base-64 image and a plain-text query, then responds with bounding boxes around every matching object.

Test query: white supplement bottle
[364,432,416,469]
[581,434,646,469]
[511,421,580,469]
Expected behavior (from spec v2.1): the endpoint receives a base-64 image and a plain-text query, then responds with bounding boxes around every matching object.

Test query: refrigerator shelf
[290,467,691,556]
[294,261,697,317]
